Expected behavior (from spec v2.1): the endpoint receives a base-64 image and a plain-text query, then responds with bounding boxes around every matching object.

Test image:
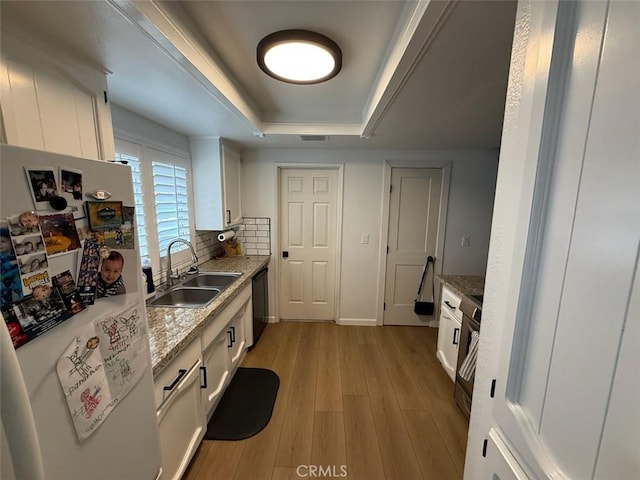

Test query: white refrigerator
[0,144,161,480]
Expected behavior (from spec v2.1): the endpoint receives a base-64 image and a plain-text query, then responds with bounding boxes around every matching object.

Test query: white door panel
[280,168,338,320]
[384,168,442,326]
[478,1,640,479]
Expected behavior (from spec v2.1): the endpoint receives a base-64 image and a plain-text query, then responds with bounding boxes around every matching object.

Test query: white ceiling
[0,0,517,150]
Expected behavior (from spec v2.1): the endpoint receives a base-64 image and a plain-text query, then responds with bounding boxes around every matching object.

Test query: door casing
[377,160,451,326]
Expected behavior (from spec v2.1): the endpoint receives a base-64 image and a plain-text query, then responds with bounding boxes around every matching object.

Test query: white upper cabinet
[0,33,114,160]
[190,137,243,230]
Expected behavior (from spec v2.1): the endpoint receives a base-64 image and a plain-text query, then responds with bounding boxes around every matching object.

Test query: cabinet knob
[453,327,460,345]
[226,210,231,224]
[282,251,289,258]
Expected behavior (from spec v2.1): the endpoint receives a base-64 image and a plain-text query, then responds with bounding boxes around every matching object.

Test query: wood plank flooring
[183,321,468,480]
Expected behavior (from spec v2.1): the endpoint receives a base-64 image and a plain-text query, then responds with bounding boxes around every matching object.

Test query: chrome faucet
[165,238,199,287]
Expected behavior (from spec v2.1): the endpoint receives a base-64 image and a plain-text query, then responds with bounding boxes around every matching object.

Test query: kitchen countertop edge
[437,274,485,298]
[146,255,270,377]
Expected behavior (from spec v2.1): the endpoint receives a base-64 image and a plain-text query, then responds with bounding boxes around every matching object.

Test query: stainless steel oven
[454,295,482,420]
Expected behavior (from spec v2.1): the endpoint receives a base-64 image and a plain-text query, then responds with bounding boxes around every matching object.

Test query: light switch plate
[461,235,471,247]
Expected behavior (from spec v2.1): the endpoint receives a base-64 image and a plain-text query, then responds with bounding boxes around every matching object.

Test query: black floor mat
[204,367,280,441]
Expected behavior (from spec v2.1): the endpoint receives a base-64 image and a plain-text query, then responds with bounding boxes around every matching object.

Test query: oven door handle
[453,327,460,345]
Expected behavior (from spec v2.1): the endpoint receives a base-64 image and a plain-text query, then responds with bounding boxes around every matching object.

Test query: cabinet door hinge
[490,379,496,398]
[386,245,389,254]
[383,302,386,311]
[482,439,488,457]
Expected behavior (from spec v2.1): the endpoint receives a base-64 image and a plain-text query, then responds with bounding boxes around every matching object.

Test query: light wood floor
[183,321,469,480]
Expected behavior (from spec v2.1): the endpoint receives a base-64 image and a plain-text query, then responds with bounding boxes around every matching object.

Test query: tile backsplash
[235,217,271,255]
[195,230,223,263]
[147,219,270,288]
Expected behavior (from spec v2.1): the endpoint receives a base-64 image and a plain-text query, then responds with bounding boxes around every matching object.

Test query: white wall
[111,104,191,153]
[241,148,498,322]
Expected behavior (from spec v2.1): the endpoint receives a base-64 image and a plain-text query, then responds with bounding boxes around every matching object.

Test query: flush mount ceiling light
[257,30,342,84]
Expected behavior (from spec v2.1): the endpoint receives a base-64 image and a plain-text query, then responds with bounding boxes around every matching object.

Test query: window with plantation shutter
[114,135,194,279]
[152,161,191,254]
[127,156,151,263]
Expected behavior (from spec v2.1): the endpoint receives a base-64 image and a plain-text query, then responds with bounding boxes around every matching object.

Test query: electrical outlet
[461,235,471,247]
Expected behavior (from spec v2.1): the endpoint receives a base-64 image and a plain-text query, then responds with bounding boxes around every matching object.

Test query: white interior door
[477,1,640,478]
[384,168,442,326]
[279,168,338,321]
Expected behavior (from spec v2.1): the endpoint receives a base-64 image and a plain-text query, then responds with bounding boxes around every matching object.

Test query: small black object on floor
[204,367,279,441]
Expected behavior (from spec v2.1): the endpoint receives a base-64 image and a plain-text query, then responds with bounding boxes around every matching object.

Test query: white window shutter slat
[114,150,150,263]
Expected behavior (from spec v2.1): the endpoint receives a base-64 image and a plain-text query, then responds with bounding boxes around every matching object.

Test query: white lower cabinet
[437,309,461,382]
[200,284,251,419]
[436,285,462,382]
[228,306,247,368]
[154,285,251,480]
[154,284,253,477]
[201,330,231,417]
[154,338,205,480]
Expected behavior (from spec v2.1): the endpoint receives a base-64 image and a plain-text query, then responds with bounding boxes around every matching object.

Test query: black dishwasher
[250,267,268,349]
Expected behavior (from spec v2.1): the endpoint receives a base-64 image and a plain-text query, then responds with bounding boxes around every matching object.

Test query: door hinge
[386,245,389,254]
[383,302,386,311]
[490,379,496,398]
[482,439,488,457]
[103,91,108,104]
[390,184,393,193]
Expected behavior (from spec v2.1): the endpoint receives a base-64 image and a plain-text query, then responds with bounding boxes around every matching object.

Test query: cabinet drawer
[153,337,202,409]
[442,285,462,319]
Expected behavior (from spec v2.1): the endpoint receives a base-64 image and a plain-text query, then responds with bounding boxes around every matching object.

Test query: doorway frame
[377,160,451,326]
[273,163,345,323]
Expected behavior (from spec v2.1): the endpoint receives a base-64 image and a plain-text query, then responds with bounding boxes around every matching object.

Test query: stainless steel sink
[181,272,241,288]
[147,287,221,308]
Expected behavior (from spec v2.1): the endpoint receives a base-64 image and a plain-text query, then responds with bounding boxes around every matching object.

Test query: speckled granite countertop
[146,255,270,377]
[437,275,485,298]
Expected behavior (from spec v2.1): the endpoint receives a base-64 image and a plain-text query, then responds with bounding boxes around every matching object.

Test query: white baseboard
[338,318,377,326]
[381,319,439,327]
[266,316,277,323]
